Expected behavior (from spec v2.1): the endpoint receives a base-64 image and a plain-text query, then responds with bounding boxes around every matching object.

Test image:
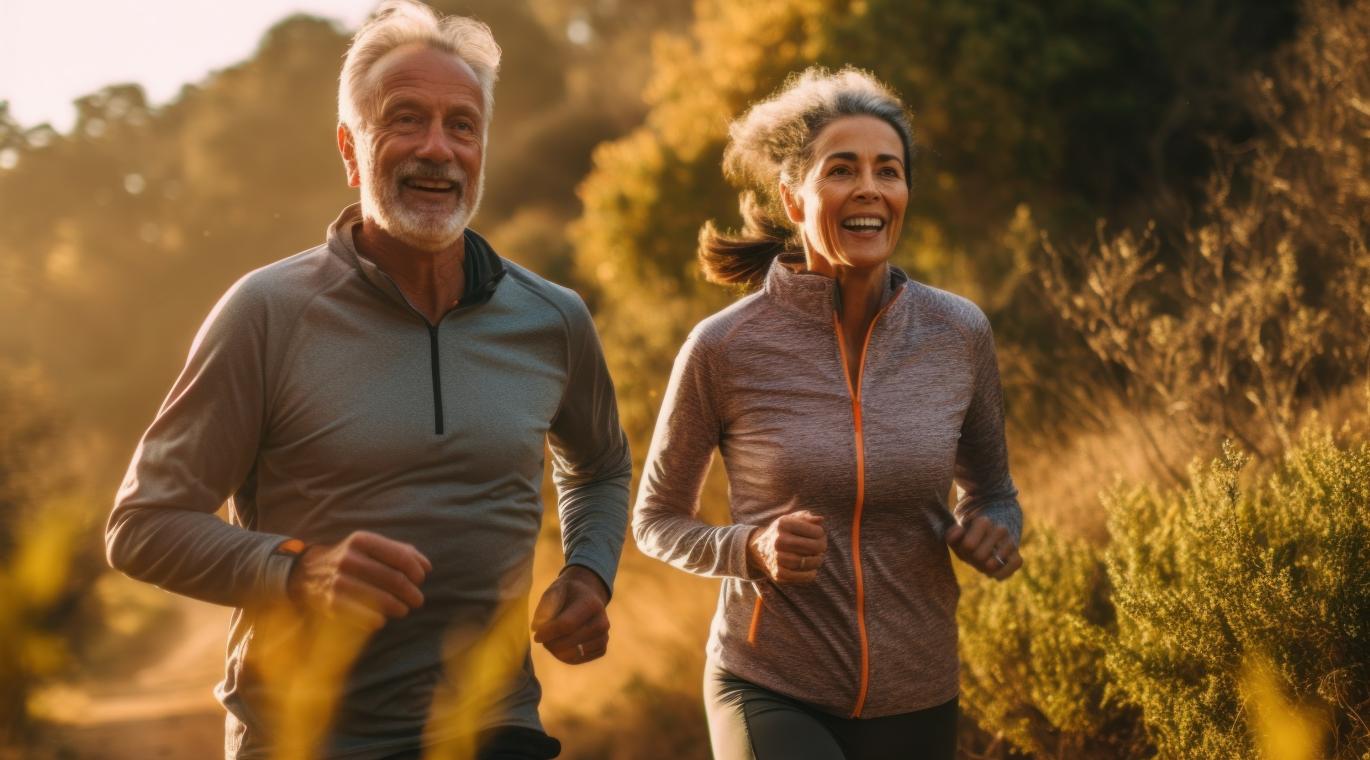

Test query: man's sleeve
[105,275,297,608]
[546,296,633,596]
[952,309,1023,544]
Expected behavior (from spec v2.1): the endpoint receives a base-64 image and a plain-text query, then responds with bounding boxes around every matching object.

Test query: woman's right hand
[746,510,827,584]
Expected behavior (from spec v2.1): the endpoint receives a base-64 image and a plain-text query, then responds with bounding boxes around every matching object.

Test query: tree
[572,0,1300,451]
[1035,0,1370,458]
[0,2,684,482]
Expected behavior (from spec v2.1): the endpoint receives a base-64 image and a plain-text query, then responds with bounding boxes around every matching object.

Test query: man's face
[344,44,486,251]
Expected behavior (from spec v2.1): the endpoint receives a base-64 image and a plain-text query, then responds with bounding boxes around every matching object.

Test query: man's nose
[413,120,456,163]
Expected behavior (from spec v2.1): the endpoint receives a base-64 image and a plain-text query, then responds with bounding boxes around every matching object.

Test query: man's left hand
[530,565,610,665]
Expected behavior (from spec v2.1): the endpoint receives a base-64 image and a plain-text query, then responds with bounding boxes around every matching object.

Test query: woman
[631,67,1023,760]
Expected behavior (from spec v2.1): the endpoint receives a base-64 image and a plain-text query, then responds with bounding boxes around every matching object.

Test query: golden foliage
[958,530,1145,759]
[423,595,534,760]
[246,590,537,760]
[0,367,95,743]
[0,497,94,743]
[250,606,373,760]
[1035,0,1370,460]
[1105,429,1370,759]
[962,424,1370,759]
[1242,655,1326,760]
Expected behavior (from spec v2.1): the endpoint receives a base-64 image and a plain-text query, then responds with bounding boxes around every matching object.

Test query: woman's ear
[779,181,804,225]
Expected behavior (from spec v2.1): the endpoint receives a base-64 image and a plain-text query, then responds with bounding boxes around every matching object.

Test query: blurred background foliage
[2,0,1367,757]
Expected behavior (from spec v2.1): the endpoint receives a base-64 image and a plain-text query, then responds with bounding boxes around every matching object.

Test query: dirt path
[25,544,715,760]
[30,597,228,759]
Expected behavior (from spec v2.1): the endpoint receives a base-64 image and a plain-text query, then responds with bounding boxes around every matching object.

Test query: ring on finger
[576,643,585,659]
[991,550,1007,569]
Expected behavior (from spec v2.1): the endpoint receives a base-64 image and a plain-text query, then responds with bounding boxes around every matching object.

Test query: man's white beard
[356,138,483,251]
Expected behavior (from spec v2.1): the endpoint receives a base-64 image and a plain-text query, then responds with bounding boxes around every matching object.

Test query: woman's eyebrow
[823,151,903,166]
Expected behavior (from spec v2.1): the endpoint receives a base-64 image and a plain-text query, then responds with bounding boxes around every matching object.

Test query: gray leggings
[704,662,958,760]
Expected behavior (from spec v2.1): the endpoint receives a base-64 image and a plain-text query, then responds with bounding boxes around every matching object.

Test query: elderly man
[104,2,630,758]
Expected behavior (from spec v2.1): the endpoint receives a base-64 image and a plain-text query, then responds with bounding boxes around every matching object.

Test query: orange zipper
[831,286,904,717]
[747,595,764,645]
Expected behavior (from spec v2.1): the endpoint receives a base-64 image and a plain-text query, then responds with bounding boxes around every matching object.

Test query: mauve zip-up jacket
[106,204,631,759]
[633,256,1021,718]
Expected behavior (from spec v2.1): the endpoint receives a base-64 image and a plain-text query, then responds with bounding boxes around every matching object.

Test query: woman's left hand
[945,516,1021,581]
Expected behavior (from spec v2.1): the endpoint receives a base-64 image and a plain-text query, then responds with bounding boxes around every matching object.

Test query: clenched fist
[531,565,611,664]
[945,516,1021,581]
[746,510,828,584]
[286,530,432,630]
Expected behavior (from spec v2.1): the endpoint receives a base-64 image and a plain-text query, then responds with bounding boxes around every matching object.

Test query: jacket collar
[326,202,507,314]
[762,252,909,322]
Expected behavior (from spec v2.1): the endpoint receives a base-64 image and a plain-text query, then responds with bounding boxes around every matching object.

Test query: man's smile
[402,178,457,193]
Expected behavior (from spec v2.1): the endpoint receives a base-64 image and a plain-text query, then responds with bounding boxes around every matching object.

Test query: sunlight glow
[0,1,378,133]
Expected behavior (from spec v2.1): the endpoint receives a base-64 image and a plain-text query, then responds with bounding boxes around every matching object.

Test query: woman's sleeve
[632,327,761,580]
[952,310,1023,544]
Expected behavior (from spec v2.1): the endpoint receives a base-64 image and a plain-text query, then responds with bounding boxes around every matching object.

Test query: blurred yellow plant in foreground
[251,605,372,760]
[424,594,533,760]
[0,497,86,741]
[247,581,533,760]
[1242,655,1325,760]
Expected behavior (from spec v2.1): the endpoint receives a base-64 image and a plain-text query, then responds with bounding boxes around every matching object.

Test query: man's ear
[779,181,803,224]
[338,124,361,188]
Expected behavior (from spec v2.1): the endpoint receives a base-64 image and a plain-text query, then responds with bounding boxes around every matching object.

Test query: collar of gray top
[325,202,508,313]
[763,251,909,322]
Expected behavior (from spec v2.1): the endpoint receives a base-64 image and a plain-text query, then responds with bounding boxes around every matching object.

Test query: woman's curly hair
[699,67,914,289]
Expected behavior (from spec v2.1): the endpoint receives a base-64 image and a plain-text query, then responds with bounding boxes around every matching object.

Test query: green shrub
[1105,429,1370,759]
[959,529,1146,758]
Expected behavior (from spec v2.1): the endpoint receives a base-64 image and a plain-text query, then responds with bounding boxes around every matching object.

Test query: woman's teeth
[841,217,884,231]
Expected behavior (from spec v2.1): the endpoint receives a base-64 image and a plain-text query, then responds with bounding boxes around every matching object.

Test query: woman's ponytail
[697,191,794,290]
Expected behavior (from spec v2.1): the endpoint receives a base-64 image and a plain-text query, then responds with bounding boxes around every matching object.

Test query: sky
[0,0,379,133]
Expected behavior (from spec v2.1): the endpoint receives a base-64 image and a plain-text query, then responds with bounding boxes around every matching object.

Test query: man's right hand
[746,510,827,584]
[286,531,432,630]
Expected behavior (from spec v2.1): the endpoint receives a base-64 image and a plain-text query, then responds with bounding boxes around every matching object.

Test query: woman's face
[781,115,908,275]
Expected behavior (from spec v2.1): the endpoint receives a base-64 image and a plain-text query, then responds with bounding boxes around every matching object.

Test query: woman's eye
[828,165,852,176]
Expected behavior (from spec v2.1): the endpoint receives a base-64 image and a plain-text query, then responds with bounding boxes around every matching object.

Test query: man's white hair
[338,0,502,134]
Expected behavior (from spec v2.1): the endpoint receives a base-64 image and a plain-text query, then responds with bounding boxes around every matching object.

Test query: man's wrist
[560,563,610,603]
[275,538,309,605]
